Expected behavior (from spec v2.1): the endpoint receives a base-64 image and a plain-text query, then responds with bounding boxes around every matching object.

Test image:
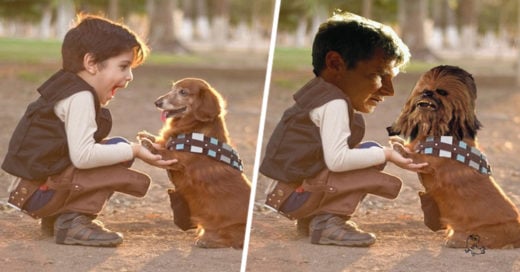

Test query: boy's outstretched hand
[131,142,177,168]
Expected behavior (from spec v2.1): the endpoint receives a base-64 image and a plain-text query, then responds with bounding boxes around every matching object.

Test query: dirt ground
[247,60,520,272]
[1,56,520,272]
[0,59,265,272]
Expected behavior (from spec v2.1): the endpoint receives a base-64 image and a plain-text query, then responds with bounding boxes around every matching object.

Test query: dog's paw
[137,130,156,143]
[389,135,405,145]
[195,238,227,249]
[392,142,409,158]
[445,237,467,248]
[140,138,158,154]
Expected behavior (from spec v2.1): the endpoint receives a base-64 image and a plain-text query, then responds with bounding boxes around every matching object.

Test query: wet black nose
[155,100,163,107]
[422,90,434,97]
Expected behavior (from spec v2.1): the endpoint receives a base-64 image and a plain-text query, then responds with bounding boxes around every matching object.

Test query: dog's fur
[138,78,251,249]
[390,65,520,248]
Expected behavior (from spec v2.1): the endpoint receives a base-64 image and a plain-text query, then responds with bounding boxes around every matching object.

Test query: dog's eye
[436,89,448,96]
[179,89,189,96]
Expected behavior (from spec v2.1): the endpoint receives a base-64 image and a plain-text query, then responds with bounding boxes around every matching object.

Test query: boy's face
[333,48,396,113]
[91,50,134,105]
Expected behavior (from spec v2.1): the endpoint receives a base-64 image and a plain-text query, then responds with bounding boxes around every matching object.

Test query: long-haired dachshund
[138,78,251,249]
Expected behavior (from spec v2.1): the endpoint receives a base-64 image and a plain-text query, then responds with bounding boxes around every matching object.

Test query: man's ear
[83,53,97,75]
[324,51,346,72]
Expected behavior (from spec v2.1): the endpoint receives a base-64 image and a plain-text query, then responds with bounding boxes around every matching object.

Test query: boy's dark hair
[312,12,410,76]
[62,13,149,73]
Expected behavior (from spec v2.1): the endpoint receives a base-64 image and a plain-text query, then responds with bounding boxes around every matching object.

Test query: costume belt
[166,132,243,172]
[416,136,491,175]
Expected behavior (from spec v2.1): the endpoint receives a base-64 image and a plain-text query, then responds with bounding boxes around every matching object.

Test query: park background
[249,0,520,272]
[0,0,519,271]
[0,0,274,272]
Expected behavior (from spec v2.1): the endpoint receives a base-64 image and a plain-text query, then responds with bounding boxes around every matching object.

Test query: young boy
[261,12,427,247]
[2,14,175,247]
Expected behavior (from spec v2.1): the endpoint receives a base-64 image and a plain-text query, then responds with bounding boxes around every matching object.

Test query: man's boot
[54,212,123,247]
[309,214,376,247]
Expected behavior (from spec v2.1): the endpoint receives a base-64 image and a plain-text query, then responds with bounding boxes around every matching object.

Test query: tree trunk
[108,0,119,20]
[430,0,444,50]
[294,18,307,48]
[194,0,209,41]
[362,0,373,18]
[400,0,436,60]
[39,2,53,39]
[180,0,194,41]
[459,0,477,54]
[211,0,230,49]
[147,0,189,53]
[56,0,75,39]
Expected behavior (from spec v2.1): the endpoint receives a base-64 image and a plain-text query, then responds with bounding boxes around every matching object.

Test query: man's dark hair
[62,13,149,73]
[311,12,410,76]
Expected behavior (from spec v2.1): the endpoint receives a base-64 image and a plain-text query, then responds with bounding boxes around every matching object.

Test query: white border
[240,0,281,271]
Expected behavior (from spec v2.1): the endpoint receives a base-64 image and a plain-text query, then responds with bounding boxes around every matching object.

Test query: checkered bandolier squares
[416,136,491,175]
[166,133,243,172]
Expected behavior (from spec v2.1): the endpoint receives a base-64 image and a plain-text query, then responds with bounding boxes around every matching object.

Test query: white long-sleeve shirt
[54,91,133,169]
[309,99,386,172]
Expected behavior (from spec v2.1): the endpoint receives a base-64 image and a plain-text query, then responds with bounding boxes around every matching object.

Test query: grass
[0,38,439,71]
[0,38,227,66]
[0,38,62,63]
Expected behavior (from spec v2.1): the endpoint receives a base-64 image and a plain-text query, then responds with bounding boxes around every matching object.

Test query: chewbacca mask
[389,65,520,249]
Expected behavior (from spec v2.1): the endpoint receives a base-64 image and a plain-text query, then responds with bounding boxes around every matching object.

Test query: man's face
[335,48,397,113]
[91,50,134,106]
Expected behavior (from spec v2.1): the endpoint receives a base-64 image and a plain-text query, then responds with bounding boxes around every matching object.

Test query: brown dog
[138,78,251,249]
[389,65,520,248]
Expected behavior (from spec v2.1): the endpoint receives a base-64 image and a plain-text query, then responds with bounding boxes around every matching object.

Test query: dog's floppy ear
[193,84,222,122]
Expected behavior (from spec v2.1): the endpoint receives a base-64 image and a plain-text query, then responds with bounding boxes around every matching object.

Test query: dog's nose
[155,100,163,108]
[422,90,434,97]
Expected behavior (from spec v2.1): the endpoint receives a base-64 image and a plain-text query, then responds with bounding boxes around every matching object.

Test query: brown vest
[260,77,365,183]
[2,70,112,181]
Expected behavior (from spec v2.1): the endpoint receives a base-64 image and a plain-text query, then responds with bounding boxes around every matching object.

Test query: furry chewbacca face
[391,65,481,141]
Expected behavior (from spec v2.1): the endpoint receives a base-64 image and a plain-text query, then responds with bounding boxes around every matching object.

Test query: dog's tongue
[161,111,168,122]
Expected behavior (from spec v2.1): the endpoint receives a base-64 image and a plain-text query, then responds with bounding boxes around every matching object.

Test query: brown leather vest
[2,70,112,181]
[260,77,365,183]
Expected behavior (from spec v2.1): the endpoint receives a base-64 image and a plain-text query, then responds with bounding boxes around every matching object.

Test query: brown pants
[13,165,151,218]
[285,166,402,219]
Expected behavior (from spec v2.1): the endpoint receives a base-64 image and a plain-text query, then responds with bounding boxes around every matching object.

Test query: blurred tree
[399,0,436,60]
[431,0,458,49]
[56,0,75,39]
[210,0,230,49]
[458,0,477,53]
[179,0,195,41]
[178,0,211,42]
[362,0,373,18]
[108,0,119,19]
[0,0,52,22]
[276,0,401,47]
[147,0,189,53]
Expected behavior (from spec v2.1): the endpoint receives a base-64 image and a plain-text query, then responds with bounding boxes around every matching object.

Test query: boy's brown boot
[309,214,375,247]
[54,212,123,247]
